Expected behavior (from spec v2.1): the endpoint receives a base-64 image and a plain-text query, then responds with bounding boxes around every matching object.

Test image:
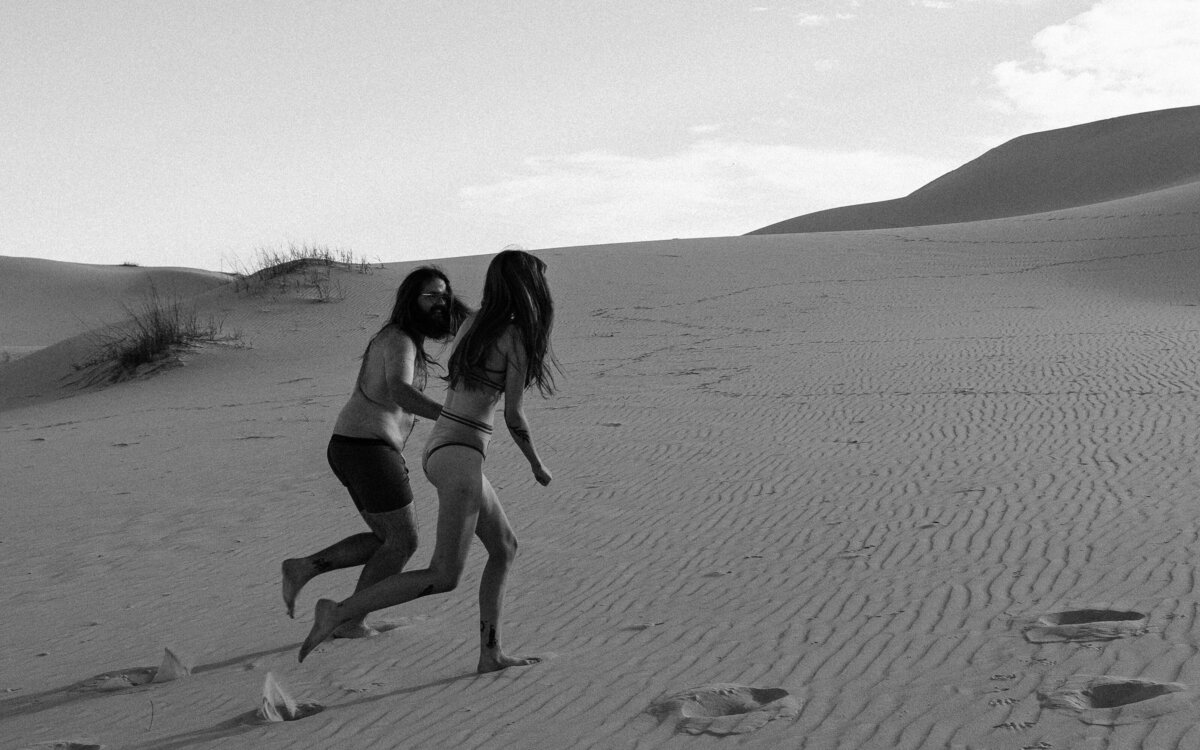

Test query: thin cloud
[920,0,1057,5]
[459,141,954,248]
[795,13,830,26]
[992,0,1200,127]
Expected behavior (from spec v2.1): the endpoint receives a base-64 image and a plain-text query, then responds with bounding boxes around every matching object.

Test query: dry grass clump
[225,243,379,301]
[71,288,240,385]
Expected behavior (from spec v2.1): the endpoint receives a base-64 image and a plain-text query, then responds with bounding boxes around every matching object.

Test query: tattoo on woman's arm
[508,423,532,444]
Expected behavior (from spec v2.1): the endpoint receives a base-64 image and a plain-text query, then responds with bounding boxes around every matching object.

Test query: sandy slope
[750,105,1200,235]
[5,153,1200,748]
[0,257,230,355]
[0,259,234,413]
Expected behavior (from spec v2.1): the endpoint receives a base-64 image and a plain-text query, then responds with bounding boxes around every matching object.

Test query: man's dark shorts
[327,434,414,514]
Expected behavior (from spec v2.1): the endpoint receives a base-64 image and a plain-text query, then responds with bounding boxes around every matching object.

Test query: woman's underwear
[423,409,493,476]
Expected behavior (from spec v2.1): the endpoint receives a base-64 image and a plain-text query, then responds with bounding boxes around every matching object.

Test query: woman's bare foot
[332,621,380,639]
[281,559,318,618]
[298,599,344,663]
[477,651,542,674]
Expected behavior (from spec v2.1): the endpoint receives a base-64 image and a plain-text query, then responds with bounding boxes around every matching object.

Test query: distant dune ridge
[0,257,229,350]
[0,258,231,407]
[4,106,1200,749]
[749,104,1200,235]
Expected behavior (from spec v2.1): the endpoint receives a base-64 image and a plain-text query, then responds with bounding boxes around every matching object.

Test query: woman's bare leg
[475,475,540,673]
[298,447,481,662]
[333,506,420,638]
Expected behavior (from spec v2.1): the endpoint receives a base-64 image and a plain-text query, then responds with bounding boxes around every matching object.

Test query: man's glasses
[419,292,451,302]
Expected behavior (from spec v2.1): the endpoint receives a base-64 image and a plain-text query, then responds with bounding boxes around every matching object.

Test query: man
[282,266,469,637]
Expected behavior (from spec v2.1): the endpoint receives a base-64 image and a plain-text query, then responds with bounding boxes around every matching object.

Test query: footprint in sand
[1023,609,1147,643]
[18,743,103,750]
[1038,676,1196,725]
[72,649,192,692]
[331,615,429,639]
[646,683,799,736]
[73,668,157,692]
[370,616,428,633]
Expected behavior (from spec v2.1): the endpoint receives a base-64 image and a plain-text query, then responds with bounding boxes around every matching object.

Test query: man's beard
[414,306,453,340]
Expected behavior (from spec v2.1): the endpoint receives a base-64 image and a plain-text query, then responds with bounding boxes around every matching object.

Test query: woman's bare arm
[502,329,551,485]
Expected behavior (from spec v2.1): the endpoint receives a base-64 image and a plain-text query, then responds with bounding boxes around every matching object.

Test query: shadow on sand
[0,643,296,721]
[120,670,477,750]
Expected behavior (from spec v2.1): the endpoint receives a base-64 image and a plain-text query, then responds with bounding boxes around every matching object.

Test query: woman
[300,249,559,673]
[282,266,470,637]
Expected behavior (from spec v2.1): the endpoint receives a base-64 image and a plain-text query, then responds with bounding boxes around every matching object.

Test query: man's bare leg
[282,532,380,618]
[299,449,479,662]
[332,506,418,638]
[299,560,463,661]
[475,475,540,674]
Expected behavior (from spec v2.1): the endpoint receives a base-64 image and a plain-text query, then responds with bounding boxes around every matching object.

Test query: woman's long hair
[365,265,471,386]
[448,250,559,396]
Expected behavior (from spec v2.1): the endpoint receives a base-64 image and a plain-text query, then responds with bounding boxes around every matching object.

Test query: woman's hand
[533,463,553,486]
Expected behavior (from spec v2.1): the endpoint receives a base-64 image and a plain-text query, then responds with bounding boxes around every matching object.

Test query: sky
[3,0,1199,272]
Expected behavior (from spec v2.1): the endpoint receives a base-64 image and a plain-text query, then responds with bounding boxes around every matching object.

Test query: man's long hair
[369,265,471,383]
[447,249,559,396]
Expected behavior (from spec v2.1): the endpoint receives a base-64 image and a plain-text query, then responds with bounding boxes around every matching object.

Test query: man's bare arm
[382,330,443,420]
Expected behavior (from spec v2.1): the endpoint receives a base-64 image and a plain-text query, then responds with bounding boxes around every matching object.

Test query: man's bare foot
[333,621,380,639]
[282,559,317,618]
[477,651,542,674]
[298,599,343,663]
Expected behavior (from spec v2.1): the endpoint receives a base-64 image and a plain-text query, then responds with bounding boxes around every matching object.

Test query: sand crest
[256,673,323,723]
[151,648,192,683]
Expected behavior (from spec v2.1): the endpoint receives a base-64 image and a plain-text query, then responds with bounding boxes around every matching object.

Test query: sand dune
[5,112,1200,749]
[0,258,233,411]
[750,105,1200,235]
[0,257,229,362]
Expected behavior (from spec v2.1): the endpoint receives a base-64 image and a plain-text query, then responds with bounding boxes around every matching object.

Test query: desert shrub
[72,288,238,384]
[225,243,378,300]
